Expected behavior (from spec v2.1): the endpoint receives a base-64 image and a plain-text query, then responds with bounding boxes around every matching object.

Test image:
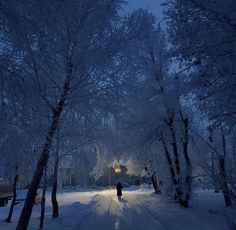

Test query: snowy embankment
[0,186,235,230]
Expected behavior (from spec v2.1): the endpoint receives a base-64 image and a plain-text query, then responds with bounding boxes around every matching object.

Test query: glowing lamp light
[114,166,122,173]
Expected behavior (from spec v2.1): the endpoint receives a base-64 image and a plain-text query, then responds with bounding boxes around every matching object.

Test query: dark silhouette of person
[116,182,123,200]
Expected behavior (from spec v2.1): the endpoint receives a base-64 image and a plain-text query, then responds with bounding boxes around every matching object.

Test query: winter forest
[0,0,236,229]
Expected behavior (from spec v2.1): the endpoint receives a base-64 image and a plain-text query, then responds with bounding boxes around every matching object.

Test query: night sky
[126,0,163,20]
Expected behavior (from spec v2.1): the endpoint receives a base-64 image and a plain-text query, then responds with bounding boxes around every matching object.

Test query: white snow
[0,187,234,230]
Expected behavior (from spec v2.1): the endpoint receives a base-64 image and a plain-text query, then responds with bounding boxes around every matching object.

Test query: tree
[1,1,157,228]
[164,0,236,128]
[5,166,18,223]
[164,0,236,206]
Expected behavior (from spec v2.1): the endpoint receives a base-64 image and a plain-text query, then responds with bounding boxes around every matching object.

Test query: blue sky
[126,0,163,20]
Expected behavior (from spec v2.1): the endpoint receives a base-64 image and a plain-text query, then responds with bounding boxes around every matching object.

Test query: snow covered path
[0,188,233,230]
[43,189,231,230]
[77,193,165,230]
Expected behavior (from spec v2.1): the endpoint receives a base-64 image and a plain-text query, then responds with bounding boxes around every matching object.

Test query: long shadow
[42,194,131,230]
[75,194,123,230]
[41,199,98,229]
[118,198,128,203]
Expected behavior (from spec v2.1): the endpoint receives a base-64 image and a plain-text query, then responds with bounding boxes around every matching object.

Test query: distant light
[114,167,121,173]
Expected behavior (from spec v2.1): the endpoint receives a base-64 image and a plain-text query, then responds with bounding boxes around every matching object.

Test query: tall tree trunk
[167,114,181,185]
[219,130,232,206]
[159,133,186,207]
[51,131,59,218]
[211,151,218,190]
[5,166,18,223]
[219,157,232,206]
[151,174,160,194]
[39,165,47,230]
[182,117,191,207]
[145,161,160,194]
[16,76,70,230]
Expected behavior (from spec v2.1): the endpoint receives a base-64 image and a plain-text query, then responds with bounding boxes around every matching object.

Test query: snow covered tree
[164,0,236,206]
[1,1,161,228]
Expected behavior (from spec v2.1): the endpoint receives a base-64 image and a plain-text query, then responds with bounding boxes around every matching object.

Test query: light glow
[114,167,122,173]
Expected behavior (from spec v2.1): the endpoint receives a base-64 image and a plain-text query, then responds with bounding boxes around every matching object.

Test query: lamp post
[108,167,111,188]
[114,159,122,174]
[108,162,122,188]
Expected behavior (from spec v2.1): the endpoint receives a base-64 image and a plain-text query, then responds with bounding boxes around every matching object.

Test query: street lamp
[114,159,122,174]
[108,161,122,188]
[114,166,121,174]
[109,165,121,188]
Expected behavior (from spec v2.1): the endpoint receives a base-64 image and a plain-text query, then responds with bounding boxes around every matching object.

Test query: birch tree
[1,1,157,228]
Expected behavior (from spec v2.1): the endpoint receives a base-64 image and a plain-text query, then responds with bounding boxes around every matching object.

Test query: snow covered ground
[0,186,235,230]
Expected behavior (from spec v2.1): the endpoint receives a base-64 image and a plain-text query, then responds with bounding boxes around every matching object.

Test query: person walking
[116,182,123,200]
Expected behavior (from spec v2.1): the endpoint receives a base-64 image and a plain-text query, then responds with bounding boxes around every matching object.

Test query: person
[116,182,123,200]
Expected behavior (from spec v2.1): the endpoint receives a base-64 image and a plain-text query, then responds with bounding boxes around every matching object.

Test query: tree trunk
[145,161,160,194]
[211,151,218,190]
[167,114,181,184]
[151,175,159,194]
[5,168,18,223]
[219,130,232,206]
[51,142,59,218]
[16,76,70,230]
[182,117,192,207]
[219,157,232,206]
[160,133,186,207]
[39,166,47,229]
